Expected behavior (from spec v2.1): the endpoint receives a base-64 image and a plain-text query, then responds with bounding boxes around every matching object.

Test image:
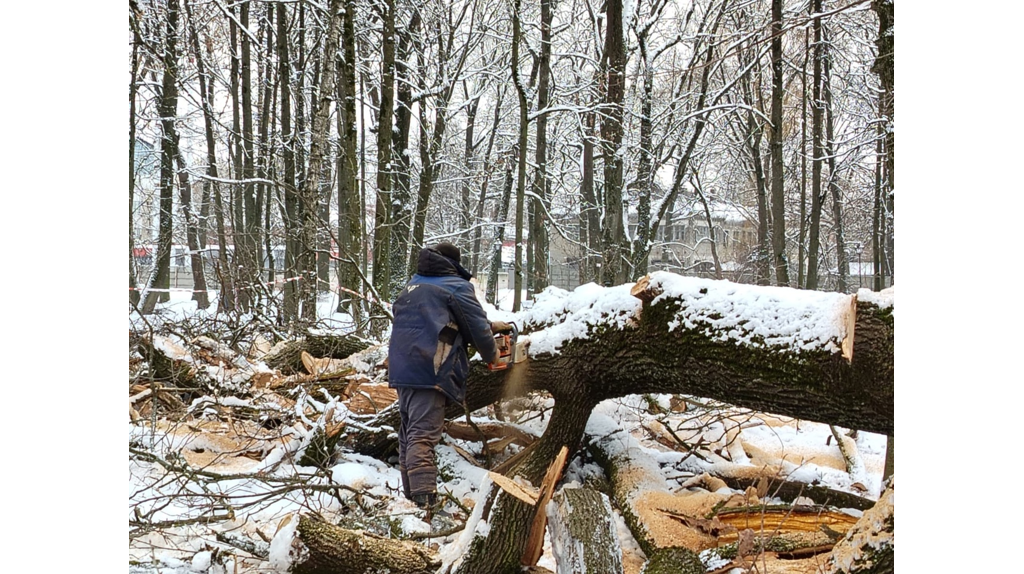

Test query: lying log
[545,487,624,574]
[271,514,439,574]
[135,335,202,390]
[825,477,894,574]
[265,333,373,374]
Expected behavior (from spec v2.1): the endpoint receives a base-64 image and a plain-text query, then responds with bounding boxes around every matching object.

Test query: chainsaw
[487,322,522,371]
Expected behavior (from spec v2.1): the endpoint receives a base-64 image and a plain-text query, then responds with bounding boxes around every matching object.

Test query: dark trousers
[397,387,447,498]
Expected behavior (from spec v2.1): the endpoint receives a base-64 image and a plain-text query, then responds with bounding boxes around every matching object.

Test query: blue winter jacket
[387,248,498,404]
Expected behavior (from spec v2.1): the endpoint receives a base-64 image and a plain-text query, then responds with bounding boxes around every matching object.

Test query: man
[388,242,510,510]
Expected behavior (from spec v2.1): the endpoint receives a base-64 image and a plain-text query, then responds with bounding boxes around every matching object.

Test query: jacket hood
[417,247,473,280]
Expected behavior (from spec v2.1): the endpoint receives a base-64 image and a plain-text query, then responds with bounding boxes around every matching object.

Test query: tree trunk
[391,12,421,292]
[530,0,552,294]
[511,0,528,311]
[546,487,625,573]
[487,151,514,304]
[264,332,372,375]
[279,2,301,323]
[599,0,627,287]
[823,24,847,293]
[129,27,141,307]
[142,0,180,315]
[298,0,345,321]
[240,1,260,311]
[806,0,825,291]
[769,0,790,286]
[471,85,505,276]
[872,0,894,285]
[336,0,363,325]
[579,109,601,285]
[172,143,211,310]
[371,0,397,336]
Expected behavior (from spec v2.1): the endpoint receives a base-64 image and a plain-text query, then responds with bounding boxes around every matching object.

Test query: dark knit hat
[433,242,461,263]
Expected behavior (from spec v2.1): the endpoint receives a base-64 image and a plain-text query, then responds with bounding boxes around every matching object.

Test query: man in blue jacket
[388,242,508,510]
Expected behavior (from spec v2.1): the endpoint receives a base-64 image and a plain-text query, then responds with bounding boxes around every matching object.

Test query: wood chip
[487,471,539,505]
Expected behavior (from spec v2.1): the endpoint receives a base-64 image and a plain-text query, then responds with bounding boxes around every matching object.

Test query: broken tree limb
[275,514,439,574]
[545,487,624,574]
[521,446,569,566]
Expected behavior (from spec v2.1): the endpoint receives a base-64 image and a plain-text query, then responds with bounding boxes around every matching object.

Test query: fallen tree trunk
[349,275,894,573]
[272,514,439,574]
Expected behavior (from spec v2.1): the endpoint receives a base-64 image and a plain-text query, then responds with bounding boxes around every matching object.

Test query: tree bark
[769,0,790,286]
[142,0,181,314]
[530,0,552,294]
[297,0,344,320]
[281,514,439,574]
[511,0,528,311]
[336,0,362,324]
[371,0,397,336]
[599,0,627,286]
[806,0,825,290]
[545,487,624,573]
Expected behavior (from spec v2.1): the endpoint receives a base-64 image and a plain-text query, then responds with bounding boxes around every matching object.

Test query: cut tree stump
[545,487,624,574]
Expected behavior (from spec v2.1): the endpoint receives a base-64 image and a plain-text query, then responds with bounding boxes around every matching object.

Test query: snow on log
[269,513,439,574]
[545,487,624,574]
[516,274,893,435]
[826,477,894,574]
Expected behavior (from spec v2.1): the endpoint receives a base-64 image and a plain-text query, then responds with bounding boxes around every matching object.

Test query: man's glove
[490,320,513,334]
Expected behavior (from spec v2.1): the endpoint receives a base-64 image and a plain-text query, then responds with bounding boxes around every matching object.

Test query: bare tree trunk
[530,0,552,294]
[240,1,260,310]
[371,0,397,336]
[580,110,600,285]
[823,25,847,292]
[599,0,627,286]
[461,84,479,255]
[487,151,514,304]
[391,12,421,290]
[142,0,181,315]
[511,0,528,311]
[129,25,142,307]
[806,0,824,291]
[471,85,505,276]
[298,0,345,321]
[335,0,363,327]
[172,144,210,310]
[799,30,809,288]
[279,2,301,323]
[872,0,894,285]
[693,174,723,279]
[631,37,655,280]
[769,0,790,286]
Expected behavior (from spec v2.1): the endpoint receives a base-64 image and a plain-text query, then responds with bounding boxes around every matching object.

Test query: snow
[648,271,855,353]
[267,515,302,571]
[128,282,895,572]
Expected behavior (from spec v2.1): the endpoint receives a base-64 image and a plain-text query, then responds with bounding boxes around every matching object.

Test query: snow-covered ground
[127,281,892,573]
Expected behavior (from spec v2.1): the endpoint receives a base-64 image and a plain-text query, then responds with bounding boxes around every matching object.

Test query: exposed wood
[521,446,568,566]
[488,471,539,505]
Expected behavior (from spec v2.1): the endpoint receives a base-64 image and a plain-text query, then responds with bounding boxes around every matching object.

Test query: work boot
[411,492,437,509]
